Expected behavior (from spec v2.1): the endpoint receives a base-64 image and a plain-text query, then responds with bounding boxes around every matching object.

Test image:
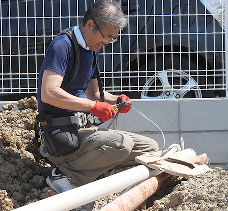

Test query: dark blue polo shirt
[37,34,98,117]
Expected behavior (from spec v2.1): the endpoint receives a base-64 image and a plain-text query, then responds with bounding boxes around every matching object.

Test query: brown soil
[0,97,227,211]
[0,97,56,210]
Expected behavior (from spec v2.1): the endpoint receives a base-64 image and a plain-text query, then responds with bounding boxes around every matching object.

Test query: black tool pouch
[42,120,80,157]
[34,113,80,157]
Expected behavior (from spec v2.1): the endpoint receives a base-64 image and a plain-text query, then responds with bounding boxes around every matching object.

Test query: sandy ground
[0,97,227,211]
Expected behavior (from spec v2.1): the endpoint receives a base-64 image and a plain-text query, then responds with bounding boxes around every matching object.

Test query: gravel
[0,97,227,211]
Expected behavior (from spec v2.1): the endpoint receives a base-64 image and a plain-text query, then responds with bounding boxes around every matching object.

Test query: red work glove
[89,101,116,122]
[117,94,132,113]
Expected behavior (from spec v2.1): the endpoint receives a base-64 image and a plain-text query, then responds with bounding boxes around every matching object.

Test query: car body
[0,0,225,100]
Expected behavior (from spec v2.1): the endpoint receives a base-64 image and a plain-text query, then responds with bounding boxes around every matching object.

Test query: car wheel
[141,69,202,99]
[139,54,208,99]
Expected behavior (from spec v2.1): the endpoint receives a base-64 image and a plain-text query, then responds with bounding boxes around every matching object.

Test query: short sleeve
[43,35,72,77]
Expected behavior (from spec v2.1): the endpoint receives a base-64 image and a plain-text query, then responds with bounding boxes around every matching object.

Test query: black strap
[93,51,105,102]
[58,27,80,91]
[51,116,80,127]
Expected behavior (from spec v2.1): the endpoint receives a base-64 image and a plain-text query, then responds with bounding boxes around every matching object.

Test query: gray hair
[83,0,127,32]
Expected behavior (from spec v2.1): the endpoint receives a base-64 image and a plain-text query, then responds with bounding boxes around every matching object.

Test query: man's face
[86,22,119,51]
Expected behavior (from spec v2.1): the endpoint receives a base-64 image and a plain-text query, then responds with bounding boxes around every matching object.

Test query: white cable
[129,104,166,150]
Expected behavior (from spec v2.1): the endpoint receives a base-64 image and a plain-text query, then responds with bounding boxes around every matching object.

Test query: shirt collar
[74,26,90,51]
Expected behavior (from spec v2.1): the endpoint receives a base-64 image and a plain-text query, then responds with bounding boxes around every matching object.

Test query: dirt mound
[0,97,227,211]
[0,97,56,210]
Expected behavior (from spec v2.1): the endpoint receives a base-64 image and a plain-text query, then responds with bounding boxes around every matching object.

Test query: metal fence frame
[0,0,226,99]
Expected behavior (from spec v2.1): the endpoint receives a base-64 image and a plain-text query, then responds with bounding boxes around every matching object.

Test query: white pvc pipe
[14,166,162,211]
[14,148,197,211]
[164,148,197,161]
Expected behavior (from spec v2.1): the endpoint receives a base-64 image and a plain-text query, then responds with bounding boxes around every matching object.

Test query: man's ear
[85,19,95,31]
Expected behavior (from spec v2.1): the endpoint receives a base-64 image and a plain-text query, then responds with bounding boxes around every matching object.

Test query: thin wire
[107,111,119,129]
[129,104,166,150]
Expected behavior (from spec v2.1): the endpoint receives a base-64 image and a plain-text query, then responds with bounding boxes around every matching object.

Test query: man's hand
[89,101,116,122]
[117,94,132,113]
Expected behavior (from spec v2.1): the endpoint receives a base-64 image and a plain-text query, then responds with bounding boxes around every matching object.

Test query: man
[37,0,159,193]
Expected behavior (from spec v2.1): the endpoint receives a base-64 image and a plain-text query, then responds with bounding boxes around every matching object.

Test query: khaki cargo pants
[48,127,159,186]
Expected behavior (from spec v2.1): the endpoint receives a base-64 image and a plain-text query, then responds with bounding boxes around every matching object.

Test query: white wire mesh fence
[0,0,225,99]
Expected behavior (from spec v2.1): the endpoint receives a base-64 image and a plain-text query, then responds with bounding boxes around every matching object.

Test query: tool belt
[33,112,95,157]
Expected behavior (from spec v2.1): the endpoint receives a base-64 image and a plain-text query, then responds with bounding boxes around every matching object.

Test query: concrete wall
[0,101,18,110]
[102,98,228,165]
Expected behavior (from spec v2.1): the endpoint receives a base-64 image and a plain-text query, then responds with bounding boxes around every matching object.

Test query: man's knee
[103,132,134,161]
[117,133,134,155]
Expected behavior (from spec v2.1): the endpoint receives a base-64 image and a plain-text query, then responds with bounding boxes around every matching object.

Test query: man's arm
[41,69,96,111]
[86,78,118,104]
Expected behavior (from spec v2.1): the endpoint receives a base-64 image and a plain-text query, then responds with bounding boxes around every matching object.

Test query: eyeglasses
[92,19,118,44]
